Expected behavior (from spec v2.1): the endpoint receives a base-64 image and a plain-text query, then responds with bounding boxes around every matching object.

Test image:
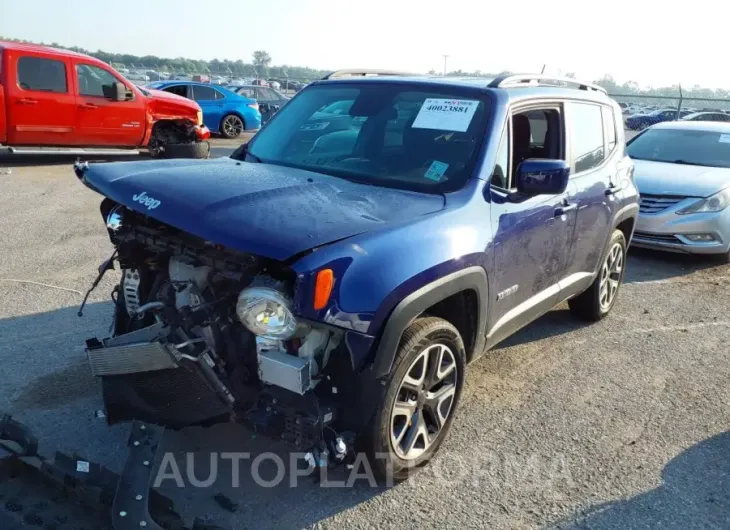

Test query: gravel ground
[0,139,728,529]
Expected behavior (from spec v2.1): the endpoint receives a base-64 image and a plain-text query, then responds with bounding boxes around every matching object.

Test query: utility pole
[442,55,449,76]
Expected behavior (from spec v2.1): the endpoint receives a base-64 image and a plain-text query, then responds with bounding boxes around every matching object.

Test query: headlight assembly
[105,205,125,233]
[677,188,730,215]
[236,286,297,340]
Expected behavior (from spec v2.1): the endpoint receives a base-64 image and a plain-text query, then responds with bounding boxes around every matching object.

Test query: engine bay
[85,200,349,454]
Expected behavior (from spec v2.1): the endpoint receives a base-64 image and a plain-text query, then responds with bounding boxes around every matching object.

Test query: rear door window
[17,56,67,93]
[256,88,276,102]
[192,85,217,101]
[569,102,605,173]
[163,85,188,98]
[237,87,256,98]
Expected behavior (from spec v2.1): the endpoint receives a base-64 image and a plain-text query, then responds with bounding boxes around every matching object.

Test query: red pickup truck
[0,41,210,158]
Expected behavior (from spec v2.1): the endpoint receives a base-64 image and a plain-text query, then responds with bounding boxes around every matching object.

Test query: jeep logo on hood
[132,191,161,210]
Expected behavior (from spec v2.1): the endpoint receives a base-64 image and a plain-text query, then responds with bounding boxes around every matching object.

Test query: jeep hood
[79,158,445,261]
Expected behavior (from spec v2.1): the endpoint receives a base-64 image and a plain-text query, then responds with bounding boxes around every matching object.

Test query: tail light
[247,102,259,111]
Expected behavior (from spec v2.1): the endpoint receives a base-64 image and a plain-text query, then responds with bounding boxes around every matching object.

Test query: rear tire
[220,114,245,138]
[569,229,627,321]
[365,316,466,483]
[161,141,210,159]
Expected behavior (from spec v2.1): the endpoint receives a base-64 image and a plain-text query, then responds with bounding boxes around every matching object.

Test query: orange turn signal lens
[313,269,334,310]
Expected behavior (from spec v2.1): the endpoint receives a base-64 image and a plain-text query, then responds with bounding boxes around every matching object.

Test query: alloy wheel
[599,242,624,311]
[390,343,458,460]
[222,116,243,138]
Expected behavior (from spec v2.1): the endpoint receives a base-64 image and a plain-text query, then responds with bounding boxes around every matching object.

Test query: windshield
[242,83,489,192]
[627,128,730,168]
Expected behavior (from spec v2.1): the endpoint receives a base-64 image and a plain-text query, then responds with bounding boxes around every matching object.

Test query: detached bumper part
[194,125,211,141]
[0,413,226,530]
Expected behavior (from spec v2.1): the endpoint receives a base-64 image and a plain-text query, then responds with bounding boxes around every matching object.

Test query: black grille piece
[101,366,231,429]
[633,231,682,244]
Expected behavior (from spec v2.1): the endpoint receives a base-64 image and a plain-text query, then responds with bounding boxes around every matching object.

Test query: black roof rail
[321,69,416,80]
[488,74,607,94]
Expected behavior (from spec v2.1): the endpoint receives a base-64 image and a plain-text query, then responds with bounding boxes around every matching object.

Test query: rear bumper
[633,208,730,255]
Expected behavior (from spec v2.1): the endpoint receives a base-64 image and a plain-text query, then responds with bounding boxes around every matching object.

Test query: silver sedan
[627,121,730,262]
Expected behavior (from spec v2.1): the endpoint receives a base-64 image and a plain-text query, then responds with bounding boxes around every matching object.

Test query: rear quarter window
[569,102,605,173]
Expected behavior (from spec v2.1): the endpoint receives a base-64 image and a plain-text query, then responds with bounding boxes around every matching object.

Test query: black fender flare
[613,202,639,237]
[371,266,489,379]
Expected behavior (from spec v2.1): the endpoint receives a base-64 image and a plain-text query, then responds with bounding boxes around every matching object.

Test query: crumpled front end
[84,198,349,449]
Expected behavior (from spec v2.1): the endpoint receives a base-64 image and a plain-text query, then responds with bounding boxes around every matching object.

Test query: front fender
[290,178,495,371]
[371,266,488,378]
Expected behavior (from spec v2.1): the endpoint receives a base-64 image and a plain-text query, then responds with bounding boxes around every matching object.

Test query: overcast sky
[1,0,725,88]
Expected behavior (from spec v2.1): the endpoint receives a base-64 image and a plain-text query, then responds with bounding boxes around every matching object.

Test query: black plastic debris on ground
[0,413,227,530]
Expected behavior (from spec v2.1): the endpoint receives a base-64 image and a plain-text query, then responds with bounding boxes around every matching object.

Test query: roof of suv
[314,73,613,104]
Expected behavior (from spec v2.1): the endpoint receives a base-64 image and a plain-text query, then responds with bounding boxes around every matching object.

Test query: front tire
[161,141,210,159]
[220,114,245,138]
[366,317,466,482]
[569,229,627,321]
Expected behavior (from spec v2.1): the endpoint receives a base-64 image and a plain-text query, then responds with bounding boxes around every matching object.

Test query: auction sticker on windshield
[719,134,730,143]
[412,99,479,132]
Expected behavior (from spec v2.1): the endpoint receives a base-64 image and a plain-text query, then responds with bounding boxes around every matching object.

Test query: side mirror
[102,81,128,101]
[515,159,570,196]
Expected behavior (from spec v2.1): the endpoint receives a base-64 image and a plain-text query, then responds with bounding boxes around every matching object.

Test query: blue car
[146,81,261,138]
[76,72,638,482]
[625,108,693,130]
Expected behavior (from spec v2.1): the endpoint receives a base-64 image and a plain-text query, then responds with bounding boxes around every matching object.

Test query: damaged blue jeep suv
[76,71,638,481]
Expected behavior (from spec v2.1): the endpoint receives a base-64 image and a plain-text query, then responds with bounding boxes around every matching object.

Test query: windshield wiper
[232,143,262,163]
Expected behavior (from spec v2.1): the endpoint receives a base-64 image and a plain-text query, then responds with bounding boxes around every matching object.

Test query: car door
[74,62,146,146]
[6,53,80,145]
[191,84,224,132]
[487,104,578,346]
[562,102,618,297]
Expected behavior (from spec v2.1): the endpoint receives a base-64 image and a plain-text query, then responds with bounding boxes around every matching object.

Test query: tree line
[2,36,729,100]
[0,36,329,81]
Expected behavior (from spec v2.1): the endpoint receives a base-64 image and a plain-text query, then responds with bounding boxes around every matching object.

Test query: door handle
[18,98,38,105]
[79,103,98,109]
[554,203,578,217]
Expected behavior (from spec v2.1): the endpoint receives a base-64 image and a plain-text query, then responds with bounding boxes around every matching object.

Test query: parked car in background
[230,85,289,123]
[0,40,210,158]
[680,112,730,122]
[267,79,281,89]
[251,79,269,86]
[625,108,688,130]
[628,121,730,262]
[74,72,637,482]
[146,81,261,137]
[126,72,150,82]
